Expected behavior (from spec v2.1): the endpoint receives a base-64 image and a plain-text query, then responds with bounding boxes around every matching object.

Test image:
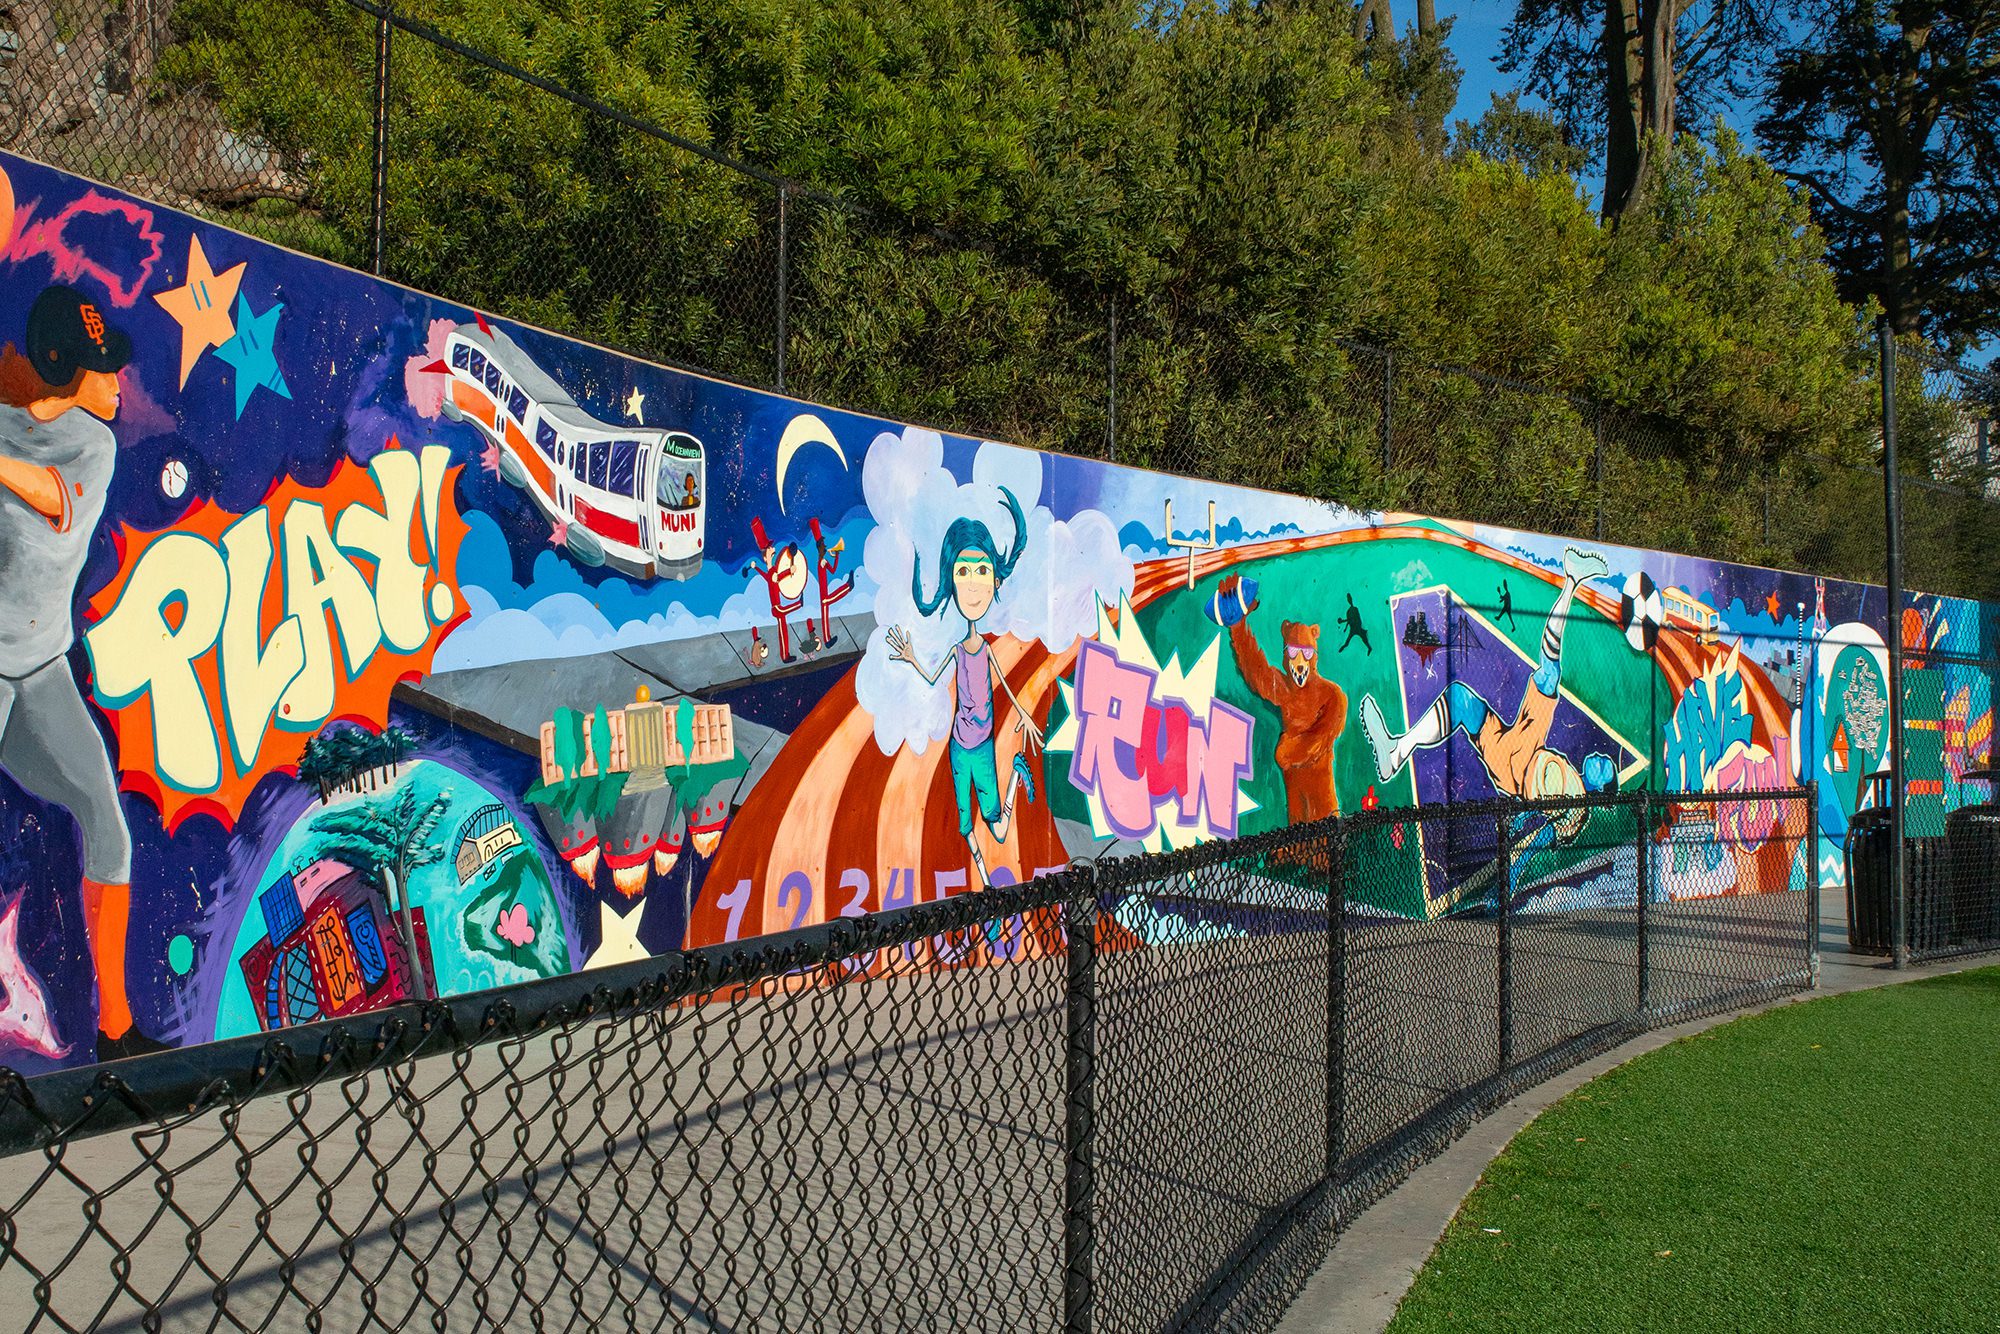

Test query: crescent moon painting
[774,413,847,513]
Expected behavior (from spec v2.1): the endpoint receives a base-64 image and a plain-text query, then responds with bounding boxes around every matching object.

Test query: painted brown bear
[1221,574,1347,821]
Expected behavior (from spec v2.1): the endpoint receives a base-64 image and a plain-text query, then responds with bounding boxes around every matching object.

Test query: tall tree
[311,786,451,998]
[1355,0,1440,42]
[1757,0,2000,347]
[1500,0,1778,217]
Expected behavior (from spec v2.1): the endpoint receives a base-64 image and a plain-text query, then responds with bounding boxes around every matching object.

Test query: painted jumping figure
[1339,594,1372,654]
[1360,547,1617,842]
[885,486,1044,888]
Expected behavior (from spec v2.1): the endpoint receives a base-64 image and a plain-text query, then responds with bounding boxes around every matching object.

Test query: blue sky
[1435,0,1522,128]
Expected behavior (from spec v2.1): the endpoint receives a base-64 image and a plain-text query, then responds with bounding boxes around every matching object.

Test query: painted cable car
[435,320,705,581]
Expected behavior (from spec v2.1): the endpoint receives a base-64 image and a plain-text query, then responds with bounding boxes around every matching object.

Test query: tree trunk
[128,0,174,90]
[1416,0,1436,34]
[1600,0,1645,218]
[1878,182,1918,336]
[1603,0,1680,220]
[383,867,431,1002]
[1354,0,1393,43]
[1874,15,1931,337]
[1640,0,1677,142]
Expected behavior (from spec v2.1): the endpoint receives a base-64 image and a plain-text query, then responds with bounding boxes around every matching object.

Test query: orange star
[152,236,245,387]
[1765,590,1782,621]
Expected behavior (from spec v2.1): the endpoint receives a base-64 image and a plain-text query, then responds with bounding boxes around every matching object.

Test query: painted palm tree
[311,786,452,1000]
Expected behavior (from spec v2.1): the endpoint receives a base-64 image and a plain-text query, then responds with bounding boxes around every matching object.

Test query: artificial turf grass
[1388,967,2000,1333]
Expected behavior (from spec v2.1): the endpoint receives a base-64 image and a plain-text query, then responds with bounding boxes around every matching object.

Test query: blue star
[212,292,292,419]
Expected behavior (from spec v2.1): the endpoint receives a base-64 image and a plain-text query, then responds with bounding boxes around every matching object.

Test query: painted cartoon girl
[885,486,1044,888]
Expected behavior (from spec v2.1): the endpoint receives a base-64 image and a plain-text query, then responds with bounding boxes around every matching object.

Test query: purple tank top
[952,640,995,748]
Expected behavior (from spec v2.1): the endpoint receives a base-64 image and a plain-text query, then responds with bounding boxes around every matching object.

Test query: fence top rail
[335,0,808,200]
[1895,341,2000,391]
[1339,787,1811,832]
[1899,647,2000,666]
[330,0,1007,260]
[0,864,1089,1159]
[1651,787,1815,806]
[1094,816,1337,888]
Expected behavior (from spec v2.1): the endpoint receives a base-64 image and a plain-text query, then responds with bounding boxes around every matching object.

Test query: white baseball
[160,458,189,499]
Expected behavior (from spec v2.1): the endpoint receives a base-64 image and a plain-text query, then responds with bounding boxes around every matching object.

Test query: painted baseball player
[0,285,154,1060]
[1360,547,1616,841]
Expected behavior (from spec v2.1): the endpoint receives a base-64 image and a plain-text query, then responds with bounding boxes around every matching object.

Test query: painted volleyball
[1206,576,1258,627]
[1619,569,1664,653]
[160,457,189,499]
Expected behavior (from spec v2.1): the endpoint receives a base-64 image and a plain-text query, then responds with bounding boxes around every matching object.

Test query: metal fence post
[368,1,393,276]
[1593,414,1606,542]
[1064,864,1099,1334]
[1636,790,1652,1018]
[1880,319,1909,970]
[774,184,789,393]
[1649,651,1660,778]
[1325,821,1346,1182]
[1806,781,1821,988]
[1380,347,1395,473]
[1495,806,1513,1071]
[1106,297,1118,463]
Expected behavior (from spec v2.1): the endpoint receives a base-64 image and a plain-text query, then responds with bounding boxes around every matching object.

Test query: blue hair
[913,486,1027,618]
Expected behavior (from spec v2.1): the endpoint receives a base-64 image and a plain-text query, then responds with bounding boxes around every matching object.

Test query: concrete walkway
[1274,888,1993,1334]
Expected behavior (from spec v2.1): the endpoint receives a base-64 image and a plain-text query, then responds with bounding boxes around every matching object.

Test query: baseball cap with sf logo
[26,284,132,387]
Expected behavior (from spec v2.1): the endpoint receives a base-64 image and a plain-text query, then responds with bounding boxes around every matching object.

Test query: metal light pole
[1879,320,1908,969]
[369,2,392,277]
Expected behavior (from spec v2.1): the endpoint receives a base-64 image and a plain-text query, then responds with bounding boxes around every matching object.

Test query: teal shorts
[950,736,1003,835]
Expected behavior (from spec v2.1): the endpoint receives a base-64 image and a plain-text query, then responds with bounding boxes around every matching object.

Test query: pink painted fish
[0,896,68,1060]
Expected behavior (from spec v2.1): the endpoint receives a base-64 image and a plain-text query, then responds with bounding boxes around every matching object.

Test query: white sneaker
[1563,546,1609,584]
[1360,695,1400,783]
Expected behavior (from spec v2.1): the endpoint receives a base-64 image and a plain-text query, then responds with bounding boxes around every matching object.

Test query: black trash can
[1906,834,1950,953]
[1943,767,2000,947]
[1844,770,2000,956]
[1845,773,1895,955]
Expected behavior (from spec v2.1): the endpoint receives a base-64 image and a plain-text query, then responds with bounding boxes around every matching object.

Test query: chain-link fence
[1863,339,2000,966]
[1855,645,2000,966]
[7,0,1995,605]
[1888,342,2000,605]
[0,788,1812,1332]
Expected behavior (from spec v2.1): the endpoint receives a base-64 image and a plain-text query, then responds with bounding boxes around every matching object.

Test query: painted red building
[238,858,432,1031]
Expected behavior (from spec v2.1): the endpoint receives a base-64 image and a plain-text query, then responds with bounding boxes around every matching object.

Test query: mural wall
[0,151,1993,1070]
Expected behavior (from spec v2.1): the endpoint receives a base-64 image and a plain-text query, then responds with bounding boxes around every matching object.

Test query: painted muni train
[436,320,705,580]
